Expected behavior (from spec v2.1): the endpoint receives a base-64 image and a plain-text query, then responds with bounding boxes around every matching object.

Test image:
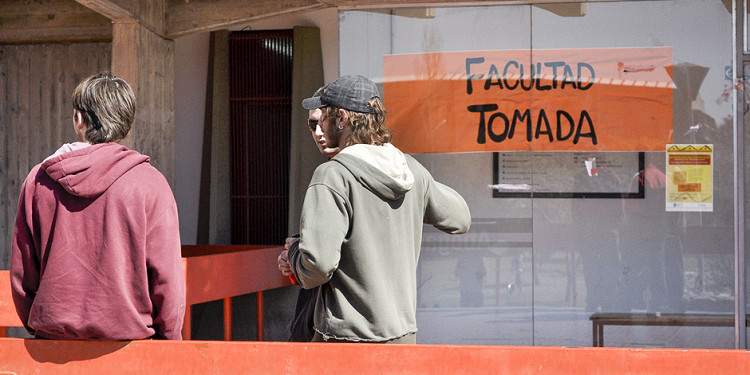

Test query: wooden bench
[590,312,749,347]
[1,337,749,374]
[1,245,292,340]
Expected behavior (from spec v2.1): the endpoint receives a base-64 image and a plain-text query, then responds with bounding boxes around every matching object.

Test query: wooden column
[197,30,231,246]
[288,26,325,235]
[111,20,175,186]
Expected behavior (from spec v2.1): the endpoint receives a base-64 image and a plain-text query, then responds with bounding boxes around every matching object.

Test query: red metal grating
[229,30,293,245]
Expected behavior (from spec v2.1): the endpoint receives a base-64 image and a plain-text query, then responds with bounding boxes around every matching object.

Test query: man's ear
[338,108,349,126]
[73,110,86,141]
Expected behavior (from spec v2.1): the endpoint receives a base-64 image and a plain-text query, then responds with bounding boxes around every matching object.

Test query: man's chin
[322,147,340,157]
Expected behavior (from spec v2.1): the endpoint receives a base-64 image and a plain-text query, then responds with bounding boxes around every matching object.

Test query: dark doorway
[229,30,293,245]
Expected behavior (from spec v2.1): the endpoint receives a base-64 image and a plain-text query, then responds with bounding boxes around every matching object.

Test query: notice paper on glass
[492,151,644,198]
[666,144,713,212]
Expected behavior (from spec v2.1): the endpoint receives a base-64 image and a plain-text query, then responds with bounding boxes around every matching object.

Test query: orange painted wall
[1,338,748,374]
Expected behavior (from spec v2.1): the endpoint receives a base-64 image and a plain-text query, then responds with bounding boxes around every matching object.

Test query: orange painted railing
[4,260,750,374]
[2,245,292,340]
[0,338,749,374]
[0,270,23,337]
[182,245,291,340]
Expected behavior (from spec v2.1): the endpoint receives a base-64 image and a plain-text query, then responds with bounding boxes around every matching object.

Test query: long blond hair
[323,97,391,146]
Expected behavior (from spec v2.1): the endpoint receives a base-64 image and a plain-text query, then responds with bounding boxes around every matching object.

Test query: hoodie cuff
[288,239,301,281]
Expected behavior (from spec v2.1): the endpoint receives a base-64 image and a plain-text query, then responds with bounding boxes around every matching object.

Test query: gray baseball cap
[302,75,379,114]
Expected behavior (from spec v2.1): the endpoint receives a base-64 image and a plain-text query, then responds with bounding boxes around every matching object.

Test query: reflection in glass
[339,0,735,348]
[743,62,750,349]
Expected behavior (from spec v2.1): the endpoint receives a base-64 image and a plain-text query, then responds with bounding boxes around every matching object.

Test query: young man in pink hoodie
[10,72,185,340]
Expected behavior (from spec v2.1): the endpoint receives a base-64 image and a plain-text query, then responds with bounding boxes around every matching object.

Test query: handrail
[1,338,749,374]
[1,245,292,341]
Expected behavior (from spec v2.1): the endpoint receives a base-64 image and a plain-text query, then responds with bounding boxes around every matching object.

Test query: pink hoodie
[11,142,185,340]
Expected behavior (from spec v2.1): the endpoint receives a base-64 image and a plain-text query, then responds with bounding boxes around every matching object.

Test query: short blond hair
[71,72,135,144]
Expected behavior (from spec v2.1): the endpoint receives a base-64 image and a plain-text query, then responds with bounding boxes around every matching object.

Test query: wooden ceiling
[0,0,614,44]
[5,0,732,44]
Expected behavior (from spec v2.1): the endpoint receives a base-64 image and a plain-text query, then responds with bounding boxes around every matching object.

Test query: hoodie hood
[334,143,414,201]
[43,142,92,162]
[42,142,150,198]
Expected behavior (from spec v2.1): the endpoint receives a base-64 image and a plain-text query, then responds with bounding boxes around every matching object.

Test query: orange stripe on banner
[383,47,674,153]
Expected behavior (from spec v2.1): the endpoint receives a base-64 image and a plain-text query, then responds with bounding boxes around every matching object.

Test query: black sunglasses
[307,118,319,132]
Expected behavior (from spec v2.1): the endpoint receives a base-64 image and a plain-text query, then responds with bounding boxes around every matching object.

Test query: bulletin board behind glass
[492,151,644,198]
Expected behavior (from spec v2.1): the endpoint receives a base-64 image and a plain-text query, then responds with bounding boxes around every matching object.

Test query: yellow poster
[666,144,713,212]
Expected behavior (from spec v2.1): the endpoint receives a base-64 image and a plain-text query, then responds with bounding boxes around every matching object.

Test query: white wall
[173,8,339,244]
[174,32,210,245]
[244,8,340,83]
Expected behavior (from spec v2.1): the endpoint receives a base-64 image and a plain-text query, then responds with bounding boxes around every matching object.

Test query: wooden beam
[76,0,167,38]
[111,22,140,95]
[323,0,534,7]
[0,26,112,44]
[0,0,111,44]
[196,31,232,245]
[165,0,325,38]
[1,0,621,43]
[110,20,175,184]
[534,3,586,17]
[75,0,138,21]
[167,0,504,37]
[328,0,622,8]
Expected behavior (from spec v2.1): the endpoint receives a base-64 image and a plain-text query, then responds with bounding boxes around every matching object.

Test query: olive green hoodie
[288,143,471,342]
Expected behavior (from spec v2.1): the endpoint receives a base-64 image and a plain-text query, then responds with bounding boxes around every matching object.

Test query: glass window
[340,0,735,348]
[743,62,750,349]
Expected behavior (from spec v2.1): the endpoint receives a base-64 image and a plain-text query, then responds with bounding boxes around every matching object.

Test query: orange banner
[383,48,674,153]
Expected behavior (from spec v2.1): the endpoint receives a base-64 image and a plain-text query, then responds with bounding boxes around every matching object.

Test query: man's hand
[285,236,300,250]
[278,250,293,276]
[278,236,300,277]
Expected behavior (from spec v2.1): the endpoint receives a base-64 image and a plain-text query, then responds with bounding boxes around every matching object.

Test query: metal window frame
[734,0,747,350]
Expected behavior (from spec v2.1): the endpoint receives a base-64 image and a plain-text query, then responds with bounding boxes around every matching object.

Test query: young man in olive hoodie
[10,73,185,340]
[282,75,471,344]
[279,85,340,342]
